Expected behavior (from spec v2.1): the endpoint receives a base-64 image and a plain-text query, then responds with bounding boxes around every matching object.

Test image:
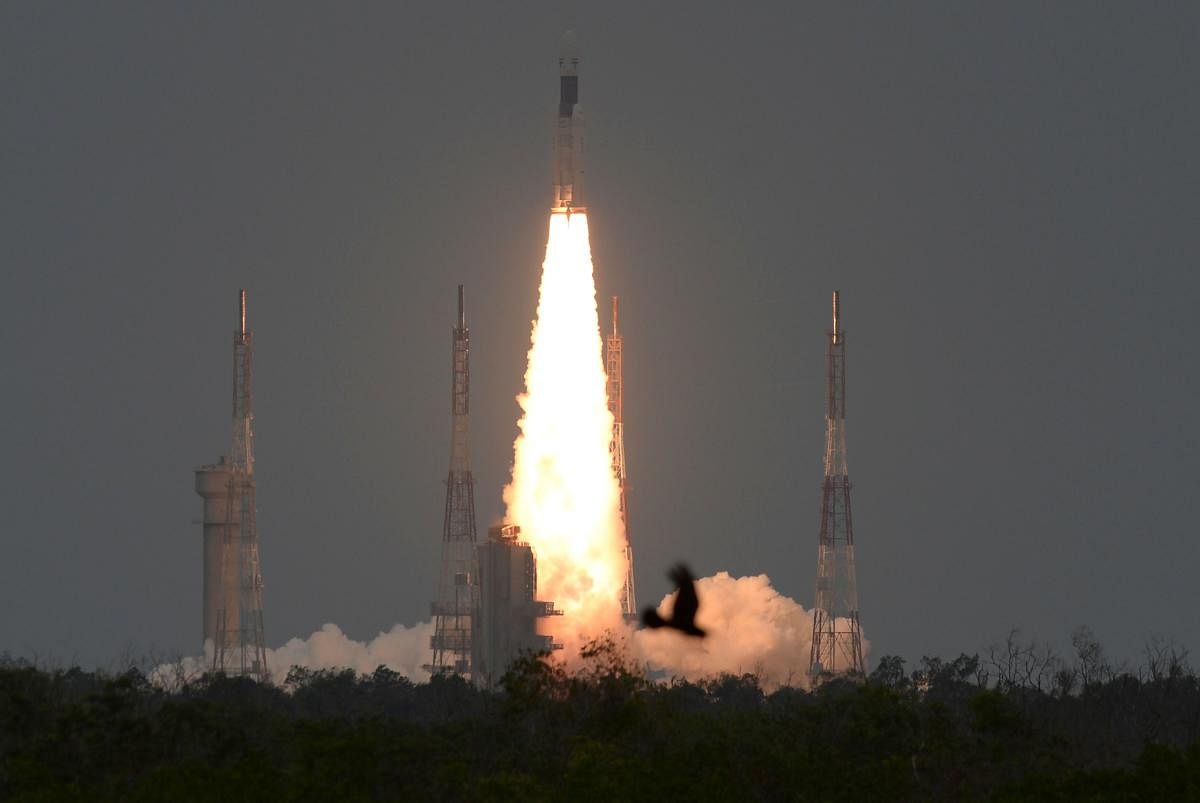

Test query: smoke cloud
[265,621,434,684]
[155,621,434,687]
[632,572,868,691]
[154,584,867,692]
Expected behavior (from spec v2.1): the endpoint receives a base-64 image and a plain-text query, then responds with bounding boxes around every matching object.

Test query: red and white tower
[809,291,865,681]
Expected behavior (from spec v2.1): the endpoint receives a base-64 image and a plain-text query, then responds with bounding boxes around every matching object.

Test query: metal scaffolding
[605,296,637,618]
[427,285,480,678]
[196,289,268,682]
[809,291,865,682]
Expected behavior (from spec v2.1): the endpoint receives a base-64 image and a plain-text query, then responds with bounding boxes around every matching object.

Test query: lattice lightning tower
[809,290,865,681]
[605,296,637,617]
[203,289,268,681]
[428,285,479,677]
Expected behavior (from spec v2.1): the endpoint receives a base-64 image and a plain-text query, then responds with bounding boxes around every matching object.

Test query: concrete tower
[809,291,865,681]
[195,289,268,681]
[428,285,480,677]
[471,524,561,689]
[605,296,637,618]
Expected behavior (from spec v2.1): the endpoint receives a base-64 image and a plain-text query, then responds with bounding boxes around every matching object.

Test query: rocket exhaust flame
[504,212,627,657]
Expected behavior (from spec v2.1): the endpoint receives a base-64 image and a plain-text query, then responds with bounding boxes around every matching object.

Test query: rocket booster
[553,32,585,214]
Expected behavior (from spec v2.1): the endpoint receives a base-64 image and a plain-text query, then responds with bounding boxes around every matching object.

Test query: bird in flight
[641,563,706,637]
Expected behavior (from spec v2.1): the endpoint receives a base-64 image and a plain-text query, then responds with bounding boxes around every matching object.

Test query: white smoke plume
[154,620,434,687]
[265,621,434,684]
[632,572,869,692]
[151,589,865,692]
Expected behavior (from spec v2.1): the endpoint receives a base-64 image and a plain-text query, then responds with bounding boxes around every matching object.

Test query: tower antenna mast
[809,291,865,681]
[428,285,480,677]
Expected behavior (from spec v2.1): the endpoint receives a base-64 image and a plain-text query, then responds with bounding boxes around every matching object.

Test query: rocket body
[553,34,585,213]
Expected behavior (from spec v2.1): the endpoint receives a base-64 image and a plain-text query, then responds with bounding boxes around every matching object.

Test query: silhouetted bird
[641,563,706,637]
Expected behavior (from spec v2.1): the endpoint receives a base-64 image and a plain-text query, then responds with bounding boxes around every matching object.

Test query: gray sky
[2,3,1197,671]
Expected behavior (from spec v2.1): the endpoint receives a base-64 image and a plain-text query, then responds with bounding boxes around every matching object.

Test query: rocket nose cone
[559,30,579,64]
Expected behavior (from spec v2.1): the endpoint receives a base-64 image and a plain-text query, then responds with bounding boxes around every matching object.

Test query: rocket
[552,32,585,214]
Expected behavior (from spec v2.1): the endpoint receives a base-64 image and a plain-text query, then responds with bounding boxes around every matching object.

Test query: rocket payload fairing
[553,32,585,214]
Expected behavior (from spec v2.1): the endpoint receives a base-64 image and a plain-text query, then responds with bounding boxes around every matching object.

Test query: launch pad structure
[194,290,269,682]
[809,291,866,681]
[471,524,562,689]
[428,286,480,678]
[425,286,564,686]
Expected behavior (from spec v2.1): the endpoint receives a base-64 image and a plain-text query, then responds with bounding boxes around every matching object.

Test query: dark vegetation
[3,629,1200,801]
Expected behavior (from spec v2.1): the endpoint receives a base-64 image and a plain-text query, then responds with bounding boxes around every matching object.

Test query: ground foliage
[3,630,1200,801]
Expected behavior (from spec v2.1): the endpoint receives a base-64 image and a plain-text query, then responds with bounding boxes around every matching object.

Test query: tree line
[2,629,1200,801]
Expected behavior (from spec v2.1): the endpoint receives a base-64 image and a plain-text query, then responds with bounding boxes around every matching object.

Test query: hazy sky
[2,3,1197,671]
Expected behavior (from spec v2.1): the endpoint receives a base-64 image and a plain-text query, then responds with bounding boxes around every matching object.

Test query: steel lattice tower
[199,290,268,682]
[605,296,637,617]
[428,285,479,677]
[809,291,865,681]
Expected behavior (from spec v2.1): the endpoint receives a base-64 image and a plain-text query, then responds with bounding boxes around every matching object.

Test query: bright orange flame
[504,212,627,656]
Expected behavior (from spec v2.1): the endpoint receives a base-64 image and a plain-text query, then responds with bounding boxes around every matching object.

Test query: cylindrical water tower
[195,458,237,649]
